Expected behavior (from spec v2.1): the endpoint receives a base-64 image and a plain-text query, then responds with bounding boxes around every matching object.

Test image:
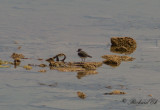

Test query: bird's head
[77,48,82,52]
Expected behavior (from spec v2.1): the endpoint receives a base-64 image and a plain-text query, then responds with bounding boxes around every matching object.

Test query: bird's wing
[81,51,92,58]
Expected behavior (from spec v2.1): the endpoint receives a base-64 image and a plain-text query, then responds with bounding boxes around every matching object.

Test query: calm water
[0,0,160,110]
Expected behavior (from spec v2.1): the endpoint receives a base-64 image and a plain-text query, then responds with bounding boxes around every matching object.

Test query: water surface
[0,0,160,110]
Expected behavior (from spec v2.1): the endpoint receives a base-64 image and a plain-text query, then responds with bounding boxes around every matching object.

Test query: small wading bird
[77,49,92,62]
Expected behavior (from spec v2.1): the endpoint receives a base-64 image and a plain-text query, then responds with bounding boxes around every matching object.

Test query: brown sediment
[110,37,137,54]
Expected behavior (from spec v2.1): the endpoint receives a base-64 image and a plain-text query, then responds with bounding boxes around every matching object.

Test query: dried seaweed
[11,53,25,59]
[110,37,137,54]
[0,59,11,68]
[23,65,32,70]
[102,55,135,67]
[77,91,86,99]
[38,69,47,72]
[104,90,126,95]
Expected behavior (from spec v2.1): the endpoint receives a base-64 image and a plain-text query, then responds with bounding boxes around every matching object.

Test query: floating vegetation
[0,36,137,99]
[38,64,47,67]
[23,65,32,70]
[82,63,97,70]
[38,69,47,73]
[46,55,102,72]
[46,58,67,67]
[110,37,137,54]
[102,55,135,67]
[0,59,10,65]
[77,91,86,99]
[0,65,10,68]
[104,90,126,95]
[120,56,135,61]
[1,37,136,80]
[0,59,11,68]
[11,53,25,59]
[102,55,121,67]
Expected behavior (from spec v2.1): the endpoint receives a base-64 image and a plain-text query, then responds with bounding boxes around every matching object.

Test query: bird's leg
[81,58,83,63]
[82,58,84,62]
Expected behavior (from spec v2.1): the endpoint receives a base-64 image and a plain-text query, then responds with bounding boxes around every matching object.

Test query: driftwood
[53,53,66,62]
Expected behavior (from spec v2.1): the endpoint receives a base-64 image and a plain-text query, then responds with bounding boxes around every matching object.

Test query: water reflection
[77,70,98,79]
[110,45,137,55]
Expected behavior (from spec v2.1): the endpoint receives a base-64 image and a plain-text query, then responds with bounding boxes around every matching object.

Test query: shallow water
[0,0,160,110]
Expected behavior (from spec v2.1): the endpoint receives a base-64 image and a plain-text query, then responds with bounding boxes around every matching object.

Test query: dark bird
[77,49,92,62]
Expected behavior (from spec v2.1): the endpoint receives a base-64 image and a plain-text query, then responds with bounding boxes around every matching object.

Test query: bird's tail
[88,55,92,58]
